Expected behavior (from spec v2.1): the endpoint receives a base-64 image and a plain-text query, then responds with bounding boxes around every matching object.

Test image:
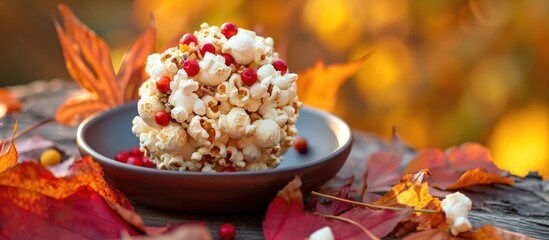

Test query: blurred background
[1,0,548,176]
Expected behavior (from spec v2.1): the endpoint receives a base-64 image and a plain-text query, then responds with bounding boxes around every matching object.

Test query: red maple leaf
[263,177,412,240]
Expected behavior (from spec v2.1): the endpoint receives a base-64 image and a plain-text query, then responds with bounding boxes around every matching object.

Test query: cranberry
[221,53,234,66]
[272,60,288,75]
[241,69,257,86]
[130,146,144,157]
[154,111,171,126]
[218,223,236,240]
[223,166,236,172]
[127,156,144,166]
[156,76,171,93]
[182,59,200,77]
[200,43,216,57]
[221,22,238,39]
[179,33,198,46]
[142,157,156,168]
[115,151,130,163]
[294,136,308,153]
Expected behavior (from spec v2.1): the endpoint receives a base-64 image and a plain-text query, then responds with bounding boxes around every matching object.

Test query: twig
[312,191,439,214]
[315,213,380,240]
[0,118,54,147]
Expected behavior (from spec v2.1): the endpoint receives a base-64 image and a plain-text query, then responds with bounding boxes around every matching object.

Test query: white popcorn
[145,53,178,78]
[187,116,219,146]
[222,29,256,65]
[198,52,232,86]
[133,23,301,172]
[196,23,226,48]
[137,96,165,127]
[218,108,255,138]
[253,119,281,148]
[442,192,473,236]
[154,122,187,154]
[309,227,335,240]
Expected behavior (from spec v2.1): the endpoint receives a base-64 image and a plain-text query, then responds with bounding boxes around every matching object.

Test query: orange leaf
[444,168,515,190]
[0,88,21,117]
[404,143,514,190]
[0,156,132,210]
[297,54,371,111]
[55,4,120,107]
[403,228,465,240]
[466,225,535,240]
[0,120,18,172]
[55,93,110,125]
[375,170,445,237]
[117,17,157,101]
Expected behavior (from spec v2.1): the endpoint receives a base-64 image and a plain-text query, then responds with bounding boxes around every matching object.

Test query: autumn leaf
[374,170,445,237]
[54,4,156,125]
[0,88,21,117]
[0,120,18,172]
[365,151,402,193]
[0,186,141,239]
[297,54,371,111]
[263,176,412,240]
[0,156,132,210]
[404,224,536,240]
[403,143,515,190]
[466,225,535,240]
[316,184,354,215]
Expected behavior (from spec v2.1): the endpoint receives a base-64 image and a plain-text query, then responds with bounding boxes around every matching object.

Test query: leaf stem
[315,213,380,240]
[0,118,54,146]
[311,191,439,214]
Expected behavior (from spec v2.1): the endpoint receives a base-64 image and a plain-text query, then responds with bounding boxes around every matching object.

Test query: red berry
[221,22,238,39]
[272,60,288,75]
[221,53,234,66]
[154,111,171,126]
[182,59,200,77]
[222,166,236,172]
[180,33,198,46]
[130,146,144,158]
[115,151,130,163]
[156,76,171,93]
[218,223,236,240]
[142,157,156,168]
[294,136,308,153]
[127,156,144,166]
[241,69,257,86]
[200,43,216,57]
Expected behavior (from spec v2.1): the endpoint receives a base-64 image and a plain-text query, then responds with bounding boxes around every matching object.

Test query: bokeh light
[1,0,548,177]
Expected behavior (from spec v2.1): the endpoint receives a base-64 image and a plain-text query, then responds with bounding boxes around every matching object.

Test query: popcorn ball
[132,23,301,172]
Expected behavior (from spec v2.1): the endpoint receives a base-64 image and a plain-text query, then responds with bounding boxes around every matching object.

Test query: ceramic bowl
[77,102,351,213]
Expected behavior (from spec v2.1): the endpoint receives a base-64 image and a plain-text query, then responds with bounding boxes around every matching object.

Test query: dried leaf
[365,151,402,193]
[403,228,464,240]
[466,225,535,240]
[0,88,21,117]
[0,186,140,239]
[0,156,132,210]
[0,120,18,172]
[55,4,120,106]
[54,4,157,125]
[404,143,514,190]
[117,17,157,101]
[374,170,445,237]
[444,168,516,190]
[297,54,371,111]
[263,176,412,240]
[55,93,110,126]
[128,223,213,240]
[316,184,354,215]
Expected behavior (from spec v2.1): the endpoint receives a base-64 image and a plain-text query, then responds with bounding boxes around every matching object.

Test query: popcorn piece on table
[441,192,473,236]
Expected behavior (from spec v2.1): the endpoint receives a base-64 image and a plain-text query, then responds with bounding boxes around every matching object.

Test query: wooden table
[2,79,548,239]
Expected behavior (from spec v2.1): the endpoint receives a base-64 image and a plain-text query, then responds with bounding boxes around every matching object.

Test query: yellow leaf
[297,53,371,111]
